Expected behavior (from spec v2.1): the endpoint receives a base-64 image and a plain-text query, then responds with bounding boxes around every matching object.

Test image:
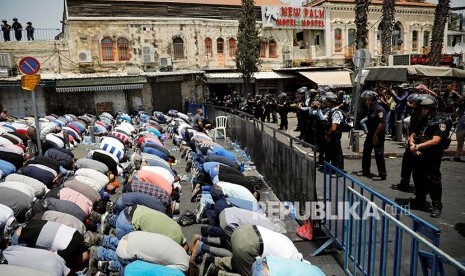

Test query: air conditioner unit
[141,45,155,64]
[284,54,292,61]
[283,45,291,53]
[77,50,92,63]
[0,68,9,78]
[160,56,172,67]
[0,53,14,69]
[389,54,411,66]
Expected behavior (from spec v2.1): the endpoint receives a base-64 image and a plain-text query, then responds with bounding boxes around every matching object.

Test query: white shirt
[114,125,132,136]
[0,181,36,201]
[0,203,15,230]
[140,166,175,184]
[257,225,303,260]
[74,168,109,190]
[73,175,102,192]
[0,136,13,146]
[45,133,65,148]
[217,181,257,203]
[119,122,135,133]
[6,173,47,197]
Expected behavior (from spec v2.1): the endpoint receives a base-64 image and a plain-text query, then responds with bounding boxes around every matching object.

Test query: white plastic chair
[214,116,228,141]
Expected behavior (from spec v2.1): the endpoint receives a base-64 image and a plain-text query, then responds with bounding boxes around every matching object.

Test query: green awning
[55,76,147,92]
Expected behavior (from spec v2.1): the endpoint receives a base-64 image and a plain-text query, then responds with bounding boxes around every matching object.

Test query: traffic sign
[19,56,41,75]
[21,74,41,91]
[353,49,371,69]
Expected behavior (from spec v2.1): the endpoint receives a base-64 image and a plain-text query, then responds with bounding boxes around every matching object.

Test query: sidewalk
[274,115,460,160]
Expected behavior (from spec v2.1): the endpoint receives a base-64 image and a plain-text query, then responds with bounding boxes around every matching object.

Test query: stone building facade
[0,0,443,117]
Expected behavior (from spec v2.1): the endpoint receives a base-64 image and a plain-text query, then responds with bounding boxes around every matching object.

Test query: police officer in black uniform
[323,93,344,170]
[315,96,329,167]
[277,93,290,130]
[357,90,387,181]
[392,93,423,192]
[409,95,450,218]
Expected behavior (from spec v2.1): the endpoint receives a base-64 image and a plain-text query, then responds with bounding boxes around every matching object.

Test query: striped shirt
[130,179,172,208]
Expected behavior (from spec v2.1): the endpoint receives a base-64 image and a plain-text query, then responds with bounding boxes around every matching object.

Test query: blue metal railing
[315,162,450,275]
[345,187,465,276]
[0,28,62,42]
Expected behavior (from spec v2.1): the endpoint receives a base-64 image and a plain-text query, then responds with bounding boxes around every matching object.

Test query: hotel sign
[261,6,326,29]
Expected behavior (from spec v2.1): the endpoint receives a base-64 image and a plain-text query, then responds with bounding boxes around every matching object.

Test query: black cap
[2,20,6,23]
[13,18,18,21]
[27,21,32,25]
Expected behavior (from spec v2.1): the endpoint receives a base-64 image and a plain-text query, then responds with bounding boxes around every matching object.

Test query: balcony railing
[0,28,62,42]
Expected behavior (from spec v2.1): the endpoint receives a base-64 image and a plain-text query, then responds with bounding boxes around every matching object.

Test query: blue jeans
[97,247,123,271]
[200,194,214,205]
[107,214,118,228]
[102,235,120,250]
[114,197,125,214]
[116,212,134,239]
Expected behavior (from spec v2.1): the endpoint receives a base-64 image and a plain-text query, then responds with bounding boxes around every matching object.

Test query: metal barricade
[204,104,318,205]
[345,187,465,276]
[319,162,452,275]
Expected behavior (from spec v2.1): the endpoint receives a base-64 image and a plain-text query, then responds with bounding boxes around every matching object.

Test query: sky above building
[1,0,462,30]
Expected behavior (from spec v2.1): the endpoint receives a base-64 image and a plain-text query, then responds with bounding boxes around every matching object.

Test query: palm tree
[355,0,370,50]
[427,0,450,66]
[380,0,395,65]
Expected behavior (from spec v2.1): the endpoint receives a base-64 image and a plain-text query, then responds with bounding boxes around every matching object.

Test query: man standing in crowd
[277,93,290,131]
[11,18,22,41]
[25,22,34,41]
[1,20,11,41]
[357,90,387,181]
[323,93,344,170]
[389,84,409,140]
[410,95,450,218]
[193,108,205,133]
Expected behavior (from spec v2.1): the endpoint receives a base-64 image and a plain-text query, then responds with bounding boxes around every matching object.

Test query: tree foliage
[355,0,370,50]
[380,0,395,65]
[236,0,261,95]
[428,0,450,66]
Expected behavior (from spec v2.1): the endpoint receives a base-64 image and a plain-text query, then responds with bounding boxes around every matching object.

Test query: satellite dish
[454,43,465,54]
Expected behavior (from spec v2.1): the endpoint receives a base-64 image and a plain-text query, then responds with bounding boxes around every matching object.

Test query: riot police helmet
[407,93,422,104]
[361,90,378,100]
[418,94,438,110]
[325,92,338,102]
[297,87,308,94]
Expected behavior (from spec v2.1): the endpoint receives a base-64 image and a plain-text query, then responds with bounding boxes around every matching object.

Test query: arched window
[173,37,184,59]
[392,22,403,46]
[334,28,342,52]
[423,31,430,48]
[101,37,114,61]
[117,38,130,61]
[412,30,418,52]
[268,40,277,58]
[205,38,213,58]
[228,38,236,57]
[217,38,224,54]
[260,42,267,58]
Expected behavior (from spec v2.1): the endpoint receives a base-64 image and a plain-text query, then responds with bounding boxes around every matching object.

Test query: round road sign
[19,56,41,75]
